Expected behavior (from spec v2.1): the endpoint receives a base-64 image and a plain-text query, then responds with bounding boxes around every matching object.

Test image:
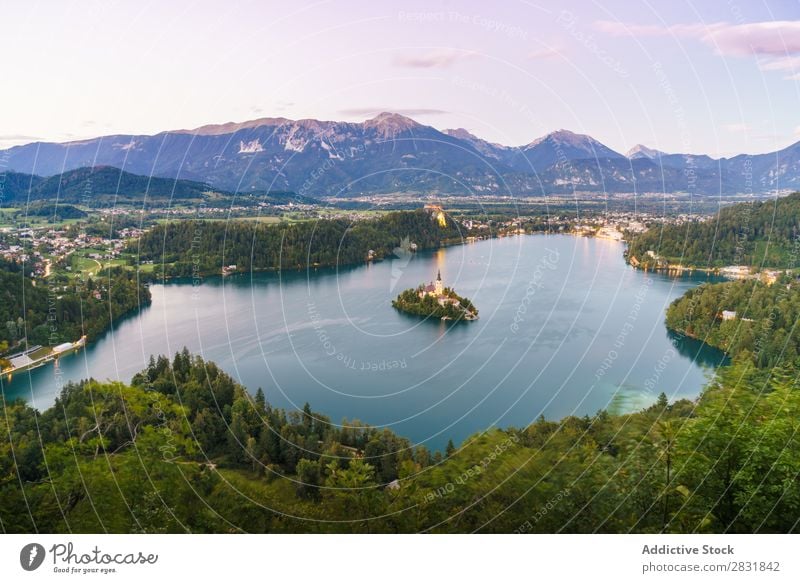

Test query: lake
[1,234,725,451]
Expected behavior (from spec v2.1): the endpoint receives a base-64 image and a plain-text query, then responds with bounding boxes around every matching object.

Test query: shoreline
[8,233,724,425]
[1,336,86,380]
[144,230,626,283]
[625,257,790,283]
[143,236,475,282]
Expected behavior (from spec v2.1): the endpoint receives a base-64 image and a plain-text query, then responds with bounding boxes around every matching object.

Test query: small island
[392,270,479,321]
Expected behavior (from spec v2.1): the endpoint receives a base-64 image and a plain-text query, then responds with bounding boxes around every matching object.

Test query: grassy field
[0,208,20,227]
[17,214,85,228]
[71,255,100,274]
[227,216,283,223]
[66,248,129,278]
[153,215,284,225]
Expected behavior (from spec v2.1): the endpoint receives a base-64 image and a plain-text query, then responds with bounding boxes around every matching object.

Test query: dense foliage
[665,277,800,368]
[627,192,800,268]
[27,203,88,219]
[1,352,797,533]
[132,209,464,277]
[392,286,478,320]
[0,264,151,350]
[0,167,212,204]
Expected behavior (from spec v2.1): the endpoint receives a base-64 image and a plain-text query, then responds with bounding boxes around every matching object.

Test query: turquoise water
[2,235,725,451]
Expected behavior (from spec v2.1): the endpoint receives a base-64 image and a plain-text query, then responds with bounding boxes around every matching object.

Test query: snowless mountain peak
[528,129,591,148]
[444,128,479,140]
[626,144,665,159]
[363,112,420,134]
[523,129,624,161]
[177,117,291,136]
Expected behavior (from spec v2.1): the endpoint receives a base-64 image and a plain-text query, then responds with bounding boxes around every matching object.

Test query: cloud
[709,21,800,56]
[338,107,449,117]
[0,134,42,141]
[593,19,800,56]
[592,20,708,38]
[527,47,561,59]
[0,134,44,149]
[754,55,800,79]
[392,49,478,68]
[593,19,800,79]
[723,123,752,133]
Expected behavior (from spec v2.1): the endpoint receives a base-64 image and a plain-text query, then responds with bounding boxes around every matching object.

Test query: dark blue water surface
[2,235,725,451]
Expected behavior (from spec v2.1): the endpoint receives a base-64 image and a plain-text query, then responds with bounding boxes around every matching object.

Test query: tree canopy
[666,277,800,368]
[2,352,797,533]
[132,210,464,278]
[0,262,150,349]
[627,193,800,268]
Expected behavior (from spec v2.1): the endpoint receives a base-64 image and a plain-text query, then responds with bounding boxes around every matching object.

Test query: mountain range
[2,112,799,196]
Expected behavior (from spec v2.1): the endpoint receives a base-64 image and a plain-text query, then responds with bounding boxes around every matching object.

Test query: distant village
[0,201,722,284]
[0,224,144,279]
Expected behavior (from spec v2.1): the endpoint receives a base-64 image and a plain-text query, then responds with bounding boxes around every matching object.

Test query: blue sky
[2,0,800,156]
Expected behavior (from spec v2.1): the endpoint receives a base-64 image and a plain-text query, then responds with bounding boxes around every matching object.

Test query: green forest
[0,260,151,351]
[627,193,800,268]
[27,203,88,220]
[0,166,212,204]
[666,277,800,368]
[1,351,798,533]
[132,209,464,277]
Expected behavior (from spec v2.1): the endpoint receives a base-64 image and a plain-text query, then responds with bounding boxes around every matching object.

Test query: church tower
[434,270,443,295]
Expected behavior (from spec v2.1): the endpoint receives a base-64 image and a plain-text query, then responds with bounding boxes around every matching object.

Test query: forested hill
[2,351,798,533]
[665,277,800,368]
[0,262,150,351]
[0,166,213,204]
[132,209,464,277]
[627,192,800,269]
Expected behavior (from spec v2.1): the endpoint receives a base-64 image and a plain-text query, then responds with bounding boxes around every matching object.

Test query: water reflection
[2,235,731,450]
[667,329,729,368]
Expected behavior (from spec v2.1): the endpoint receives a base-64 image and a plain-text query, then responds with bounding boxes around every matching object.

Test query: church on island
[419,270,461,308]
[392,269,478,321]
[420,270,444,298]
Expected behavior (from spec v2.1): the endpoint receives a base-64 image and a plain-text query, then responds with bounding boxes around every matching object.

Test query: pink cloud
[723,123,752,133]
[527,47,562,60]
[592,20,708,39]
[593,19,800,56]
[758,55,800,71]
[338,107,449,116]
[709,21,800,56]
[392,49,478,68]
[593,19,800,79]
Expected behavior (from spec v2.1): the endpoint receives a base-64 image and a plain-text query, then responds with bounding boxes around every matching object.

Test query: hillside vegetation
[665,277,800,368]
[0,167,213,204]
[133,209,464,277]
[627,193,800,269]
[1,352,798,533]
[0,261,150,349]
